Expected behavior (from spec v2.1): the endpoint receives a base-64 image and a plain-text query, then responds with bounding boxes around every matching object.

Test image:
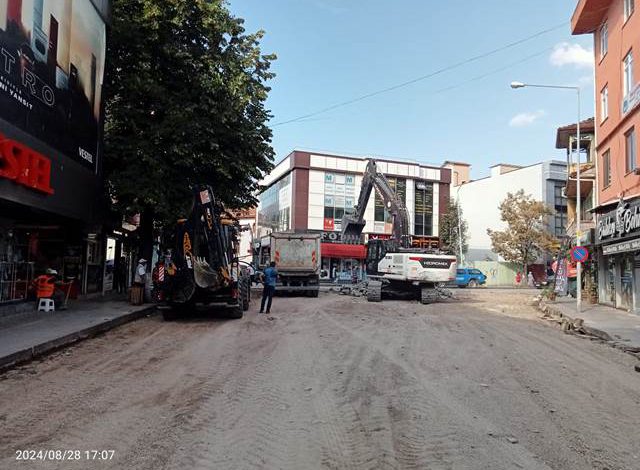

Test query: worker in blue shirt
[260,261,278,314]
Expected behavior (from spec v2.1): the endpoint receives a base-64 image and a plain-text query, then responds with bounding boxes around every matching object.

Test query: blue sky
[229,0,594,178]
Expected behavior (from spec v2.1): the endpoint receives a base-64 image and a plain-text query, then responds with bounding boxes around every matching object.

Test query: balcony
[565,162,595,199]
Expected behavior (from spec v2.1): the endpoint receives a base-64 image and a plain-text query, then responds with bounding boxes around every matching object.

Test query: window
[414,181,434,236]
[625,128,636,173]
[324,171,356,230]
[603,149,611,186]
[374,176,406,223]
[623,50,634,97]
[600,23,608,58]
[600,85,609,121]
[553,183,567,237]
[625,0,635,21]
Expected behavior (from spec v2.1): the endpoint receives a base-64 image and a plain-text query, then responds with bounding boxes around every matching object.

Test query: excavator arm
[341,159,411,248]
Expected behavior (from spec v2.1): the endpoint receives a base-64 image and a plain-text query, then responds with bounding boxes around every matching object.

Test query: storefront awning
[321,243,366,259]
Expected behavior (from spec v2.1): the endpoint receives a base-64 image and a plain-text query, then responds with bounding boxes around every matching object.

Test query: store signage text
[597,200,640,243]
[0,134,54,194]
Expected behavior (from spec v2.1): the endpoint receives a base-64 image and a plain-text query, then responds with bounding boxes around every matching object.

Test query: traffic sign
[571,246,589,263]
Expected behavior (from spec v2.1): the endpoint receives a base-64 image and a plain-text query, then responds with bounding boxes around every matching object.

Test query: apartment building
[573,0,640,311]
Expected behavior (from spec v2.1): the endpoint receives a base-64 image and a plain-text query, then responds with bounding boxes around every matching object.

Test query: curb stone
[0,305,156,373]
[536,300,640,362]
[537,300,614,341]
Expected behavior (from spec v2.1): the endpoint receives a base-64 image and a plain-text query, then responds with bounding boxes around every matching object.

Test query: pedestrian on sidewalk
[527,271,535,288]
[259,261,278,314]
[130,259,147,305]
[515,271,522,287]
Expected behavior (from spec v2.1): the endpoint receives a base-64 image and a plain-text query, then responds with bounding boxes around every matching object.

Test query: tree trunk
[138,207,155,268]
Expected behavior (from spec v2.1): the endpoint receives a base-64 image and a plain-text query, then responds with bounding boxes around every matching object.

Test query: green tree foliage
[440,200,468,260]
[487,190,557,273]
[104,0,275,225]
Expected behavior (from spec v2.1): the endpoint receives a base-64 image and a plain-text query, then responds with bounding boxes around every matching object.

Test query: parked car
[455,268,487,288]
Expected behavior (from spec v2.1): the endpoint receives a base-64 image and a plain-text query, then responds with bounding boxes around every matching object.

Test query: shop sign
[0,0,106,171]
[0,133,54,194]
[554,258,568,295]
[321,231,342,243]
[603,238,640,255]
[597,199,640,244]
[324,218,334,231]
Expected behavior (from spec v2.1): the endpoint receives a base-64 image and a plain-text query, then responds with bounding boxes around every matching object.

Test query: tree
[104,0,275,258]
[440,200,468,260]
[487,190,557,275]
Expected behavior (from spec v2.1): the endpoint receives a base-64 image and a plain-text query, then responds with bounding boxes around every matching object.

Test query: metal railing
[0,262,35,303]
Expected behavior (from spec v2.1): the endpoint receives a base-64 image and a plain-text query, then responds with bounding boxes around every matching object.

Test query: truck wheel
[227,303,244,319]
[421,287,438,304]
[367,281,382,302]
[311,289,319,298]
[468,280,478,288]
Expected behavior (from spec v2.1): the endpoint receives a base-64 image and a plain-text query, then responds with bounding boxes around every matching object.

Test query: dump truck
[255,232,321,296]
[154,185,251,320]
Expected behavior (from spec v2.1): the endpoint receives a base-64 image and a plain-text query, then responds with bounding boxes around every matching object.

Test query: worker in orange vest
[33,269,63,307]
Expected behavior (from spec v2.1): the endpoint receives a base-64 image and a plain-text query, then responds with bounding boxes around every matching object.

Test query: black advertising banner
[0,0,106,171]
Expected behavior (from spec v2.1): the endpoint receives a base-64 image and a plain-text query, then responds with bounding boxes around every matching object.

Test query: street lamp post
[456,181,465,267]
[510,81,582,313]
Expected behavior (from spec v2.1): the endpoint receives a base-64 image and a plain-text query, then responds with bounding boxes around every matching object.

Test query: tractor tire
[468,279,478,288]
[240,278,250,311]
[367,281,382,302]
[227,303,244,319]
[421,287,438,304]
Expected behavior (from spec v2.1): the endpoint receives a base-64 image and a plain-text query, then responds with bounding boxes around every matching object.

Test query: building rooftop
[555,117,595,149]
[572,0,612,34]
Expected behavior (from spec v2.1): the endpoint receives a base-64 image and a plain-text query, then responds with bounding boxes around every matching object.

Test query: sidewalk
[0,297,156,371]
[539,296,640,354]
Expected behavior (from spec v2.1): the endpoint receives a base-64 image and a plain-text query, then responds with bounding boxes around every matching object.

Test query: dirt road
[1,290,639,470]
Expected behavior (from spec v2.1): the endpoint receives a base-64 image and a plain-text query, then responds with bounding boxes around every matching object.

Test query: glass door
[606,257,616,304]
[620,255,633,309]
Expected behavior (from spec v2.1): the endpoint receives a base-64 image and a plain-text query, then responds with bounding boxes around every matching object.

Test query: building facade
[447,161,568,264]
[257,150,451,281]
[0,0,110,303]
[573,0,640,312]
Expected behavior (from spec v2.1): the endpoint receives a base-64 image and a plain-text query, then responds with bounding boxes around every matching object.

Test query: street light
[510,81,582,313]
[456,180,465,267]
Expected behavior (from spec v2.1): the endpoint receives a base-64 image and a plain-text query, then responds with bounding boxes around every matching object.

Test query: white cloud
[579,74,594,85]
[509,110,545,127]
[550,43,594,68]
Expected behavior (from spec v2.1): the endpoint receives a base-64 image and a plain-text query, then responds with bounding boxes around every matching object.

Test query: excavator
[341,159,457,304]
[155,185,251,320]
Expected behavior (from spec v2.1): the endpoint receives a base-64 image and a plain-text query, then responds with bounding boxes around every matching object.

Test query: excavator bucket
[341,217,366,244]
[193,257,222,289]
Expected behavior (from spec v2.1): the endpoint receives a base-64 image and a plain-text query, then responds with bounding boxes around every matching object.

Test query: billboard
[0,0,106,172]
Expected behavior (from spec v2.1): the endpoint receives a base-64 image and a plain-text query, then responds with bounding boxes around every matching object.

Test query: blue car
[456,268,487,288]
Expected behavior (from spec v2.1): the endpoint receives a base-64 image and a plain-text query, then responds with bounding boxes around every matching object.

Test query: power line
[272,21,568,127]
